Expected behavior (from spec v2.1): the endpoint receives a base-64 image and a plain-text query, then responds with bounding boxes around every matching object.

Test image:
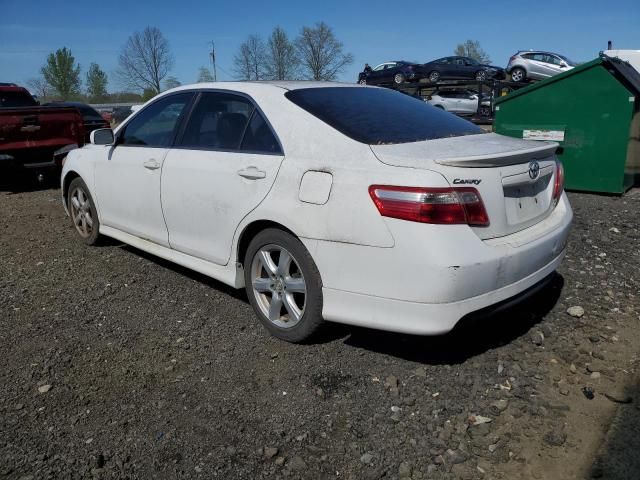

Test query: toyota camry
[61,82,572,343]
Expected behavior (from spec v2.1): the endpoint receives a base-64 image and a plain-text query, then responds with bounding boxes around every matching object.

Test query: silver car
[507,51,576,82]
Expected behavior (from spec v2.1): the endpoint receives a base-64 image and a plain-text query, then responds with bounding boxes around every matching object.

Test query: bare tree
[265,27,298,80]
[232,35,267,81]
[26,77,51,100]
[197,67,214,83]
[117,27,174,94]
[296,22,353,81]
[454,40,491,64]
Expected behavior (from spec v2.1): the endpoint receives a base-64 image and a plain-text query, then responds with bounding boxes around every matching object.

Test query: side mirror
[90,128,115,145]
[560,61,568,68]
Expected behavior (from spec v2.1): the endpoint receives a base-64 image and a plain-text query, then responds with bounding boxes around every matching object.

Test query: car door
[94,92,194,246]
[161,91,284,265]
[367,63,390,85]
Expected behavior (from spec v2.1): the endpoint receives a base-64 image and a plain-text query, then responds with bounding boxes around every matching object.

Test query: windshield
[285,87,482,145]
[0,90,37,108]
[558,55,577,66]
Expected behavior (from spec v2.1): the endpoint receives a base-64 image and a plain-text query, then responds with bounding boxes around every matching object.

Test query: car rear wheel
[68,177,100,245]
[359,78,367,85]
[428,71,440,83]
[244,228,323,343]
[394,73,405,84]
[475,70,487,81]
[511,68,526,82]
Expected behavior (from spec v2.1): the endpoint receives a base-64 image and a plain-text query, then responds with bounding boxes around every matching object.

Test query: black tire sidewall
[68,177,100,246]
[244,228,323,343]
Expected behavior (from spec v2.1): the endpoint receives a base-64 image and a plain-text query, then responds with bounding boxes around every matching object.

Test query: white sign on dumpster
[522,129,565,141]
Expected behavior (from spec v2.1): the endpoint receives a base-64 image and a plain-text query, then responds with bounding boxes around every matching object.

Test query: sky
[1,0,639,93]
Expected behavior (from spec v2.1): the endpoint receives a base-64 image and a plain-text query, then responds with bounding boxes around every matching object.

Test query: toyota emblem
[528,160,540,180]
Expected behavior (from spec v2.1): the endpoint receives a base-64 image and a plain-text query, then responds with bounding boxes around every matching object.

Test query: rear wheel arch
[236,220,298,267]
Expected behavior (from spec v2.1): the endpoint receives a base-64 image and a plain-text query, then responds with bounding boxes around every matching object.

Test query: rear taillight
[369,185,490,226]
[553,159,564,204]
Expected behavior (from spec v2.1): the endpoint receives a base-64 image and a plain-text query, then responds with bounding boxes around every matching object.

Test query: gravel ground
[1,184,639,480]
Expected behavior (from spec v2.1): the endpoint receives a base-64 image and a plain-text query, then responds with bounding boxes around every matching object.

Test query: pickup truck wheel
[68,177,100,245]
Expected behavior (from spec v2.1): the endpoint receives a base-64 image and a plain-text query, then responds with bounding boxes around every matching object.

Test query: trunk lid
[370,133,559,240]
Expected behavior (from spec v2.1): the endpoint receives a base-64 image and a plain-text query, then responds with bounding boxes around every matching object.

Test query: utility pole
[209,41,217,82]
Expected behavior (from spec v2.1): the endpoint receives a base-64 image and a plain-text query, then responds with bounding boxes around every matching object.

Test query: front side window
[120,93,193,147]
[286,87,481,145]
[373,64,386,71]
[178,92,253,150]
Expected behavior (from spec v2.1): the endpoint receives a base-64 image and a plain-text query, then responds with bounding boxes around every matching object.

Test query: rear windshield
[0,90,37,108]
[285,87,482,145]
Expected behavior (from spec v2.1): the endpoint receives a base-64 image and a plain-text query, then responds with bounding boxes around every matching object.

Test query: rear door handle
[237,166,266,180]
[143,159,160,170]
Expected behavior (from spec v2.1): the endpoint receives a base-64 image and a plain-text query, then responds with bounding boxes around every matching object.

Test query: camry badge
[528,160,540,180]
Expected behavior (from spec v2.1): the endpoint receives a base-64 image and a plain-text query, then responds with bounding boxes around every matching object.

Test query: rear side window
[0,90,37,108]
[179,92,253,150]
[241,111,282,154]
[121,93,193,147]
[285,87,482,145]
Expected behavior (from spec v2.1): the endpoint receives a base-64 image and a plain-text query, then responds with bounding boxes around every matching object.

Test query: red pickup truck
[0,85,85,181]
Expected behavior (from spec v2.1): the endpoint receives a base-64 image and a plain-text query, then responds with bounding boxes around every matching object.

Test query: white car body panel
[161,149,284,264]
[61,81,573,336]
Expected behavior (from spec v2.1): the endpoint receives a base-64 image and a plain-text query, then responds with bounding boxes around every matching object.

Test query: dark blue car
[357,61,423,85]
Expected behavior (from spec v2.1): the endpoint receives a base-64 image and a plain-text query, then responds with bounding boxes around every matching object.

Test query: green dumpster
[494,54,640,194]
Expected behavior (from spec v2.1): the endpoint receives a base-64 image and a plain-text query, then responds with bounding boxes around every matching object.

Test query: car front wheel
[475,70,487,81]
[68,177,100,245]
[511,68,526,82]
[428,71,440,83]
[394,73,405,84]
[244,228,323,343]
[359,78,367,85]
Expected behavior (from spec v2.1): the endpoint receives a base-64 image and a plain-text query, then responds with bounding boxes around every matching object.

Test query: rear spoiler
[434,142,558,167]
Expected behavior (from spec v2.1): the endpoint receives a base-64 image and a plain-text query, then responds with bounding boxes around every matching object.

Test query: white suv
[507,51,576,82]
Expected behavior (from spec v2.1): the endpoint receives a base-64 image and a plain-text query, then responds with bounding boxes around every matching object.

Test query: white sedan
[427,89,491,116]
[61,82,572,343]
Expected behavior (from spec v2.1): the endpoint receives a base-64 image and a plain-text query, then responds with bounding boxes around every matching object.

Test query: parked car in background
[426,89,491,116]
[0,85,85,180]
[507,51,576,82]
[45,102,109,143]
[358,61,423,85]
[111,106,133,125]
[61,82,571,343]
[99,109,112,123]
[421,56,506,83]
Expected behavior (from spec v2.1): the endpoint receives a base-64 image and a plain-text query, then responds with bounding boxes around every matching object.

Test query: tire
[510,68,526,83]
[428,71,440,83]
[394,73,405,84]
[67,177,101,246]
[244,228,323,343]
[475,70,487,81]
[359,78,367,85]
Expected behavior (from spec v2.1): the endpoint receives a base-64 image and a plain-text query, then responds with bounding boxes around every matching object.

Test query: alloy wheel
[70,186,94,238]
[511,69,524,82]
[476,70,487,81]
[394,73,404,84]
[359,79,367,85]
[250,244,307,329]
[429,71,440,83]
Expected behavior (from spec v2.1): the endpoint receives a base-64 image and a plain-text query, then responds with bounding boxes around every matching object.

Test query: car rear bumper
[321,248,564,335]
[308,194,572,335]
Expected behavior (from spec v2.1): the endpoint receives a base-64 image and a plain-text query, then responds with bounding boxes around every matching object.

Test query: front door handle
[237,166,266,180]
[143,159,160,170]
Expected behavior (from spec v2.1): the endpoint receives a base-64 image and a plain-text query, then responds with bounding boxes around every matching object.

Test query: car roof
[166,80,361,94]
[518,50,562,56]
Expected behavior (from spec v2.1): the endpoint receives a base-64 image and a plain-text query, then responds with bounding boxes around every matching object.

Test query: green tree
[296,22,353,81]
[197,67,214,83]
[142,89,157,101]
[454,40,491,64]
[41,47,81,100]
[164,76,181,90]
[86,63,108,101]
